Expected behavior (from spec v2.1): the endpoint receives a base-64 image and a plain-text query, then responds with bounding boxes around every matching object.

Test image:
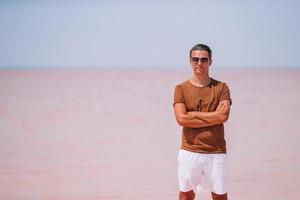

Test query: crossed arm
[173,100,231,128]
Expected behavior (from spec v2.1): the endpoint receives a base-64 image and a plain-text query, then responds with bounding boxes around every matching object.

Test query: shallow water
[0,68,299,200]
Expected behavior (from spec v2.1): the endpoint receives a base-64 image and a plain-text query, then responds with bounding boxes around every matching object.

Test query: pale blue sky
[0,0,299,69]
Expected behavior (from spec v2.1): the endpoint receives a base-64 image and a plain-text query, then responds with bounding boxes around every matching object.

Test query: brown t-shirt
[173,78,232,154]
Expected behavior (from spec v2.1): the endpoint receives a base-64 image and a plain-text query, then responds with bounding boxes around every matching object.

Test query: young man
[173,44,232,200]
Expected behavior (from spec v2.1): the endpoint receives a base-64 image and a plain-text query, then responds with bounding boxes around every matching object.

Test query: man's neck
[191,75,211,87]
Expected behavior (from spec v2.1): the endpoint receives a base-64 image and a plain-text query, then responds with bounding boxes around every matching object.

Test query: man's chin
[194,70,205,75]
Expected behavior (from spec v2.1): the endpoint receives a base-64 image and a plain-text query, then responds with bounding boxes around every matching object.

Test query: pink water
[0,68,299,200]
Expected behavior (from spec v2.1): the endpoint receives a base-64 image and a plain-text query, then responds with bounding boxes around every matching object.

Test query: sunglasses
[191,57,209,63]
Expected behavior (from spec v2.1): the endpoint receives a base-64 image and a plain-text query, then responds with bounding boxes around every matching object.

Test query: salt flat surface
[0,68,299,200]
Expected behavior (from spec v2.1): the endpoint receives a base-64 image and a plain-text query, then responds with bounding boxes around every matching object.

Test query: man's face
[189,50,212,75]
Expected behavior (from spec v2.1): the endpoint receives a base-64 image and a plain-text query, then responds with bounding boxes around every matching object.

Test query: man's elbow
[219,113,229,123]
[177,117,186,126]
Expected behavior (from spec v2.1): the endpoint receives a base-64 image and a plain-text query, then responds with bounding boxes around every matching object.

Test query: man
[173,44,232,200]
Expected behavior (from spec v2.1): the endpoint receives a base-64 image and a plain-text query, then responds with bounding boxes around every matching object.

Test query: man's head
[189,44,212,75]
[189,44,212,59]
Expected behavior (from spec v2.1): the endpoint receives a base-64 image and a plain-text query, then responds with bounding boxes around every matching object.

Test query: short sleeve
[173,85,185,107]
[220,83,232,105]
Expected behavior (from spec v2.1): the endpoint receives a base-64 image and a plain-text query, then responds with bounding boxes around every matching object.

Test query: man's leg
[211,192,228,200]
[177,150,204,200]
[204,154,228,200]
[179,190,195,200]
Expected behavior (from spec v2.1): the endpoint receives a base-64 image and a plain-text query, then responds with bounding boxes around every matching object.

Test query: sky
[0,0,299,69]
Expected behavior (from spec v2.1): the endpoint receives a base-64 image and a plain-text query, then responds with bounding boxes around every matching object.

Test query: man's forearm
[174,101,230,128]
[188,111,228,124]
[178,114,221,128]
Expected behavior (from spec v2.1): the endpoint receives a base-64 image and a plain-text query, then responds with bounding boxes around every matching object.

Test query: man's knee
[211,192,228,200]
[179,190,195,200]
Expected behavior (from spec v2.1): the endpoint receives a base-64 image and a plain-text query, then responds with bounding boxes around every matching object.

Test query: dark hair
[189,44,212,58]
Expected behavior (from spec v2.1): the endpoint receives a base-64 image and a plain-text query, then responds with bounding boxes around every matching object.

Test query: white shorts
[177,149,228,194]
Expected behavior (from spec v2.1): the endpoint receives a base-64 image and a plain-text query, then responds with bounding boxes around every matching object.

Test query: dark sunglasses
[191,57,209,63]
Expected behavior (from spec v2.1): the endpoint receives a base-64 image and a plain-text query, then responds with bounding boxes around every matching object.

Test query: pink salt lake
[0,68,299,200]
